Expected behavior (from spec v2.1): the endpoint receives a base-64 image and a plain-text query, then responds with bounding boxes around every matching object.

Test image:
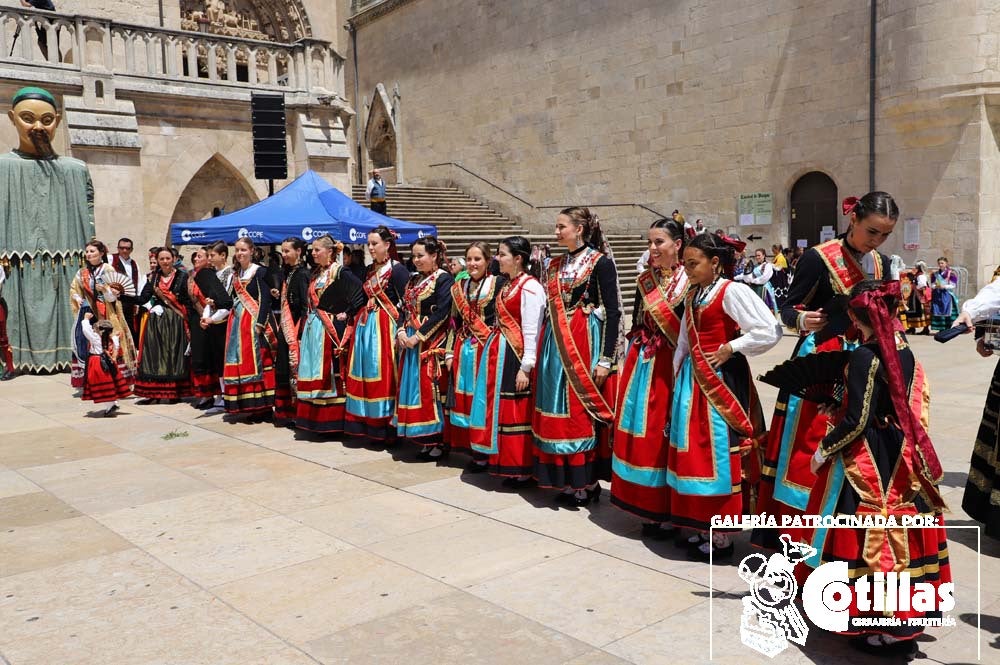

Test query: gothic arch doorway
[170,154,259,225]
[789,171,838,249]
[365,84,398,183]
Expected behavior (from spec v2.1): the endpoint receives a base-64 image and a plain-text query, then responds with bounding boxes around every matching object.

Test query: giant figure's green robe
[0,150,94,372]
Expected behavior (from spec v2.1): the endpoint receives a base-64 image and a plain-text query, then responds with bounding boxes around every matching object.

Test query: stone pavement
[0,334,997,665]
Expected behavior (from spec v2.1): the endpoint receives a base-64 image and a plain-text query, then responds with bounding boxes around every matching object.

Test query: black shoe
[688,540,735,562]
[108,404,120,415]
[849,635,918,658]
[501,476,536,489]
[415,446,444,462]
[465,460,489,474]
[194,398,214,410]
[569,484,602,508]
[0,370,19,381]
[135,398,156,405]
[641,523,676,541]
[554,491,574,505]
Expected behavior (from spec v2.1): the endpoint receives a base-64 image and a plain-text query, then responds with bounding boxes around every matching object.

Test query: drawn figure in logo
[737,534,814,657]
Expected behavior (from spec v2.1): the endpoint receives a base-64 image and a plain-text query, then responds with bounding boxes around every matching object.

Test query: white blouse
[736,261,774,285]
[961,278,1000,322]
[81,318,120,356]
[518,277,546,374]
[673,278,782,375]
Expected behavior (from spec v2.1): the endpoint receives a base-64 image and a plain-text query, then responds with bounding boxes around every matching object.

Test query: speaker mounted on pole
[250,92,287,184]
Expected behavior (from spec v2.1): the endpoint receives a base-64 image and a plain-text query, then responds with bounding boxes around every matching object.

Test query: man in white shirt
[366,169,387,214]
[107,237,146,344]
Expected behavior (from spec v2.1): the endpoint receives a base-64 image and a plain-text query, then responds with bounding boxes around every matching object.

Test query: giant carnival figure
[0,87,94,378]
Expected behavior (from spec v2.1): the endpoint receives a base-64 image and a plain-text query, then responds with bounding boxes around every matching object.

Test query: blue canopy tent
[169,170,436,245]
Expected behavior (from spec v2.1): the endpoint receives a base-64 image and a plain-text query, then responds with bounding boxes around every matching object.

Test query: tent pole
[268,179,275,197]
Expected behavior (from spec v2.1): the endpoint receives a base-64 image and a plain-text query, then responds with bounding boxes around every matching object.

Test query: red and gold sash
[404,271,442,331]
[361,262,400,324]
[545,260,615,423]
[452,279,493,344]
[814,239,883,295]
[309,265,355,358]
[637,268,685,346]
[683,284,754,440]
[189,268,208,317]
[280,268,303,370]
[496,275,528,361]
[156,271,190,341]
[234,268,276,349]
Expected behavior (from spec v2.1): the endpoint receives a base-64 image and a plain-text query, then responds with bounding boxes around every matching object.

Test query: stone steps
[350,184,647,320]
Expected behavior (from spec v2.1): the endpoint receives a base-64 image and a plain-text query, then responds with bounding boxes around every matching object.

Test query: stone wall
[348,0,1000,287]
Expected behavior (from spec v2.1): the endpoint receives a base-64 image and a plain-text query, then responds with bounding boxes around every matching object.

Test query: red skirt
[469,332,535,476]
[82,355,132,403]
[222,308,275,414]
[295,398,347,434]
[344,306,398,440]
[191,371,218,399]
[274,385,295,425]
[610,335,674,523]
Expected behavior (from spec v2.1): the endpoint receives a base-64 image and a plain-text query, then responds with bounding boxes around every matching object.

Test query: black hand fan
[757,350,852,406]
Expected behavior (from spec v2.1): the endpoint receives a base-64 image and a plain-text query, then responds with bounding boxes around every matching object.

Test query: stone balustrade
[0,5,345,100]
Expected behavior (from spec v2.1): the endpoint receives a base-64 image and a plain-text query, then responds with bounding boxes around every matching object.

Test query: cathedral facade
[346,0,1000,287]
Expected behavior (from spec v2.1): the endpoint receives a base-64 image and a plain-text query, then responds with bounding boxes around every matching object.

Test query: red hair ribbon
[718,234,747,253]
[842,196,860,216]
[849,281,945,509]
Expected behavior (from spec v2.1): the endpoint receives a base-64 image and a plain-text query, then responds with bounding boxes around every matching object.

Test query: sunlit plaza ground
[0,333,997,665]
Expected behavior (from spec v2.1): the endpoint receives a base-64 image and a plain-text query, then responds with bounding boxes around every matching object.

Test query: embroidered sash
[234,269,276,349]
[361,262,400,324]
[280,267,303,370]
[814,239,883,295]
[496,276,527,361]
[310,265,355,357]
[637,268,685,346]
[156,272,190,341]
[683,285,754,439]
[189,268,207,317]
[545,258,615,423]
[452,279,493,344]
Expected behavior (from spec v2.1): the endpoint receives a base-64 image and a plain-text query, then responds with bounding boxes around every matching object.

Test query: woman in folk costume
[222,237,277,419]
[807,280,948,658]
[752,192,897,551]
[533,207,622,507]
[954,279,1000,539]
[469,236,546,486]
[133,247,192,403]
[445,241,506,468]
[194,240,234,414]
[611,218,688,539]
[187,248,233,410]
[273,237,310,427]
[79,312,131,416]
[394,237,455,460]
[930,256,960,330]
[344,226,412,442]
[735,248,778,314]
[70,240,137,388]
[294,236,366,434]
[669,233,780,560]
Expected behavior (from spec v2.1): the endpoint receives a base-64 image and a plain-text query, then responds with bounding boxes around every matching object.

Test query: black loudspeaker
[251,92,287,181]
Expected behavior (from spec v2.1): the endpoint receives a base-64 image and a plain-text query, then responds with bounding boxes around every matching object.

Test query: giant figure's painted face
[8,98,60,158]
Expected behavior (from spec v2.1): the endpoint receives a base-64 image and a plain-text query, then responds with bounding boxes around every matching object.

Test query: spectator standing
[19,1,58,61]
[366,169,387,214]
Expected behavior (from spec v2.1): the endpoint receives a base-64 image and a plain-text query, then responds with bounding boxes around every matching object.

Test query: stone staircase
[351,184,647,319]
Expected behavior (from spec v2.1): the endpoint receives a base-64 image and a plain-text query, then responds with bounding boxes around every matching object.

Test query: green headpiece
[12,86,58,110]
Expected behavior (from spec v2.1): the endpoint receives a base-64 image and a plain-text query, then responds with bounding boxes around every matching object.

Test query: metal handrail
[428,161,535,209]
[536,202,668,218]
[428,161,667,219]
